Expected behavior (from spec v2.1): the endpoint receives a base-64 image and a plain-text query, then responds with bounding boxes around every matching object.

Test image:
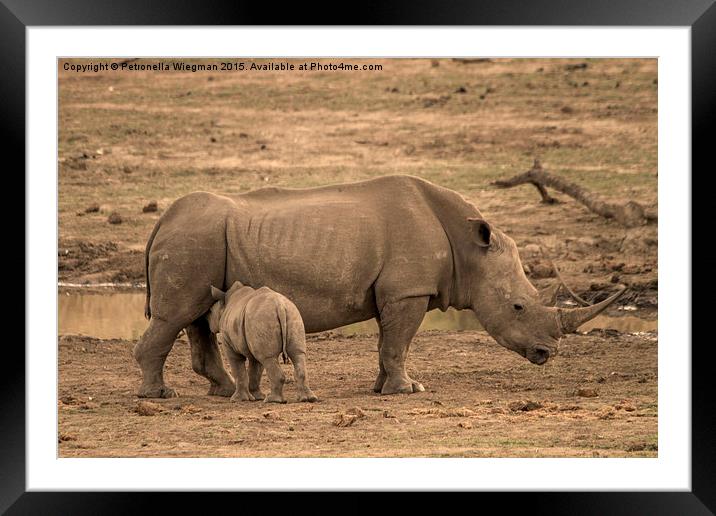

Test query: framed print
[7,0,713,512]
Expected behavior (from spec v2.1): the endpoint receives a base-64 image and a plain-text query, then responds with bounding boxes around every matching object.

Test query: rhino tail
[144,219,162,320]
[278,303,289,364]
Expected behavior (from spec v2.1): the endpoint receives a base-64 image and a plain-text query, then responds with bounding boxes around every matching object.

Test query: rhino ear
[210,285,226,301]
[467,217,491,248]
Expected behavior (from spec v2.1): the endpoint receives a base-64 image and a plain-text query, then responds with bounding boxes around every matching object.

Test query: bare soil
[59,329,657,457]
[57,58,658,457]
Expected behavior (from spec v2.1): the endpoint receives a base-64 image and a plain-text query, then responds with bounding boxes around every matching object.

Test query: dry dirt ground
[59,329,657,458]
[57,58,658,457]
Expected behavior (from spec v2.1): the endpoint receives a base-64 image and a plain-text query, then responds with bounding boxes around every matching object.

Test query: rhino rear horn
[549,260,591,307]
[558,286,628,334]
[210,285,226,301]
[538,282,561,306]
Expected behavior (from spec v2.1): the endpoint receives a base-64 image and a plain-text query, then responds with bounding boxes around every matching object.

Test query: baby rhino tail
[278,303,289,364]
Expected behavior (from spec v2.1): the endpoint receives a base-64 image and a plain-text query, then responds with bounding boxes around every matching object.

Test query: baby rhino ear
[210,285,226,301]
[467,217,491,248]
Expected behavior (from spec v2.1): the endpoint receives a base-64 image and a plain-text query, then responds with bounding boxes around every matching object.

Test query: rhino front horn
[558,286,628,334]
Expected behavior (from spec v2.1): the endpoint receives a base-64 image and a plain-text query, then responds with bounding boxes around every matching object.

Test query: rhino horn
[538,281,561,306]
[537,248,592,307]
[550,260,591,307]
[210,285,226,301]
[558,286,628,334]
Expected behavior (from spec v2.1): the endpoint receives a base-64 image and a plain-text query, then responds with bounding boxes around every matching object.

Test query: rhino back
[226,176,455,331]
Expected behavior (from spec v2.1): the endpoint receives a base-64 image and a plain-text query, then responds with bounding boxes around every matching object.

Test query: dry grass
[59,57,657,267]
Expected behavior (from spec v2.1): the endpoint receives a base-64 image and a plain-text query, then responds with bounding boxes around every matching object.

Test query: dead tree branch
[492,159,657,228]
[451,58,493,64]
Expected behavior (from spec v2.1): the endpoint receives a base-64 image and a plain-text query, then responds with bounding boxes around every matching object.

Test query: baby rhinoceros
[207,281,318,404]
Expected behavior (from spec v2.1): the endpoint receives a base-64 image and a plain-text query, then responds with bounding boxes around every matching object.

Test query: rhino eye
[513,303,524,312]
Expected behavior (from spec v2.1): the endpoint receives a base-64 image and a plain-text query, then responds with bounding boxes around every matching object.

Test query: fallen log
[492,159,657,228]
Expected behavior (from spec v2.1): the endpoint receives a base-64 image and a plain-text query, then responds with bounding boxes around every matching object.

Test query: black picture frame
[7,0,712,512]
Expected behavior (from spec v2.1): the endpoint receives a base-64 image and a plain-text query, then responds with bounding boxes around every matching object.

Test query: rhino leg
[372,323,387,393]
[248,357,265,400]
[283,305,317,402]
[133,318,183,398]
[186,319,236,397]
[262,358,287,404]
[291,354,318,402]
[143,191,236,397]
[222,346,253,402]
[378,296,428,395]
[287,346,318,403]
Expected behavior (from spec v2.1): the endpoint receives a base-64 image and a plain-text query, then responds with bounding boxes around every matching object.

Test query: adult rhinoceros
[134,175,623,398]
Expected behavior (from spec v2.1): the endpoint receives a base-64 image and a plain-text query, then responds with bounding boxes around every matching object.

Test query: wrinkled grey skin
[134,175,622,398]
[207,281,317,404]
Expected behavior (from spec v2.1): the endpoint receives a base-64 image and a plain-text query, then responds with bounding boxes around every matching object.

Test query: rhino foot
[208,383,236,397]
[380,377,425,395]
[298,389,319,403]
[250,390,265,401]
[372,372,387,393]
[230,390,255,402]
[265,393,287,404]
[138,385,179,399]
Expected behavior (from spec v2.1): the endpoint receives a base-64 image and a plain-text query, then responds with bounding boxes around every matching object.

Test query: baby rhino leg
[262,359,286,404]
[247,358,265,401]
[287,333,318,403]
[289,351,318,403]
[244,303,286,404]
[220,336,253,402]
